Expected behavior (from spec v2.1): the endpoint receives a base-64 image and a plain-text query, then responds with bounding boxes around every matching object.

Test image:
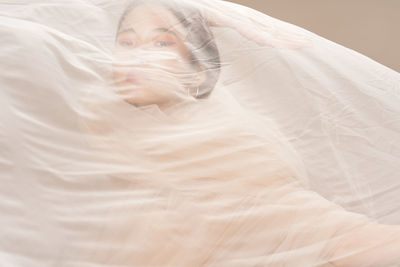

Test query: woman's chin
[123,97,152,107]
[116,89,147,105]
[115,88,186,109]
[122,94,166,108]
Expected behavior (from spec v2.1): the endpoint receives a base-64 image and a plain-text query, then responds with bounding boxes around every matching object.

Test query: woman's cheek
[158,55,183,70]
[112,68,124,85]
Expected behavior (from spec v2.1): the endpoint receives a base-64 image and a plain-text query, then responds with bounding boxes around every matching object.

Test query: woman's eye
[118,40,134,47]
[154,41,175,47]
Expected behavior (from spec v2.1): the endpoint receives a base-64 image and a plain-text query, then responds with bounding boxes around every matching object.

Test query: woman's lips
[127,77,139,84]
[126,71,141,84]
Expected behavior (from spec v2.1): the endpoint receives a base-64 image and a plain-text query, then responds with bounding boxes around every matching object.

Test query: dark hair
[116,0,221,99]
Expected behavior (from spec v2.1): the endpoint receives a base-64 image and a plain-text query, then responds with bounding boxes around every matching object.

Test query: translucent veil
[1,0,400,266]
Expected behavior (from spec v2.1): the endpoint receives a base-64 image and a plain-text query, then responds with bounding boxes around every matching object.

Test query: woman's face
[112,4,205,108]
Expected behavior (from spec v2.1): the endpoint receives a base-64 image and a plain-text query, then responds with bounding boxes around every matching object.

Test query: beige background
[227,0,400,73]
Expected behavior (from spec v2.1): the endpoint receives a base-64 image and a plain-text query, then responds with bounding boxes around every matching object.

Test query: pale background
[227,0,400,73]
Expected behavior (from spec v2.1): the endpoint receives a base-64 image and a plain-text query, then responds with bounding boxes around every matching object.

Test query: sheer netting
[1,0,400,266]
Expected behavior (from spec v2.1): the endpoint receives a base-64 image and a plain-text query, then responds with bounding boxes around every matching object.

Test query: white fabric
[1,0,400,266]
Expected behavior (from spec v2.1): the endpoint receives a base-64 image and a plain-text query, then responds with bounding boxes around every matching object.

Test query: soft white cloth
[1,0,400,266]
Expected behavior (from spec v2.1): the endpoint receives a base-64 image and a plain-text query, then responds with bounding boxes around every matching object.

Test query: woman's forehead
[120,4,186,39]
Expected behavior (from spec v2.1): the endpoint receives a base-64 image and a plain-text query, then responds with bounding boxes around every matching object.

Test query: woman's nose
[114,49,151,67]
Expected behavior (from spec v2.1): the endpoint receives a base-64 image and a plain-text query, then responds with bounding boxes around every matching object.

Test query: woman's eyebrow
[117,28,136,35]
[152,27,178,37]
[117,27,181,39]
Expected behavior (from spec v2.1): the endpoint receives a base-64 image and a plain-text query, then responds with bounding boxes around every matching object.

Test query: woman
[110,0,310,110]
[90,1,400,266]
